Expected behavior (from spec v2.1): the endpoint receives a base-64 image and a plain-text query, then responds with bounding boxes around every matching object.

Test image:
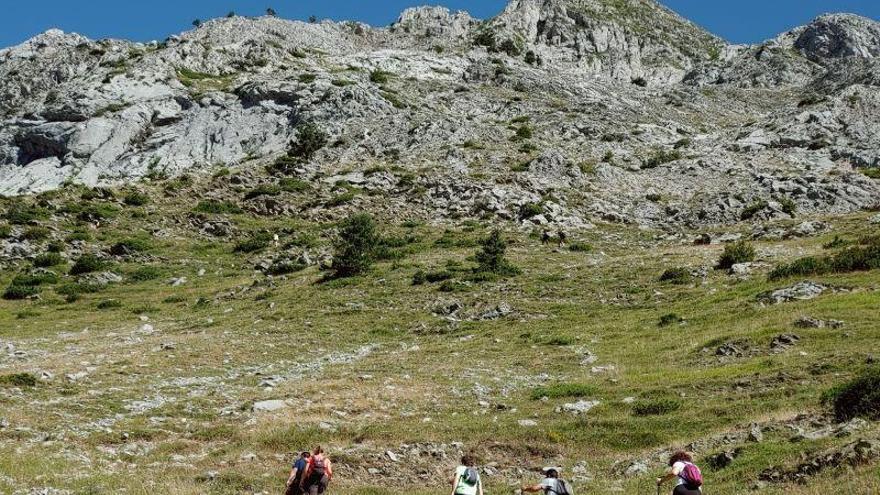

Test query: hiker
[521,467,571,494]
[450,454,484,495]
[301,446,333,495]
[285,451,310,495]
[656,451,703,495]
[541,230,552,245]
[556,229,567,248]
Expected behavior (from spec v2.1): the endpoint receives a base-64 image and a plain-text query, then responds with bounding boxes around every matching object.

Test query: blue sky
[1,1,879,48]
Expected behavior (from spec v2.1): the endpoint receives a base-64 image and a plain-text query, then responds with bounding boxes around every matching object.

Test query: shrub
[569,242,593,253]
[233,232,273,253]
[369,70,391,84]
[642,150,682,169]
[518,202,544,220]
[659,267,691,285]
[66,231,92,242]
[2,284,40,300]
[96,299,123,310]
[288,123,328,162]
[658,313,683,327]
[475,230,519,276]
[12,272,59,287]
[779,196,797,216]
[279,178,310,192]
[244,185,281,200]
[510,125,533,142]
[194,200,243,214]
[298,73,317,84]
[123,191,150,206]
[265,261,306,276]
[411,270,427,285]
[130,266,162,282]
[861,168,880,179]
[0,224,11,238]
[632,398,682,416]
[823,235,849,250]
[769,237,880,280]
[22,226,50,241]
[716,241,756,270]
[33,252,65,268]
[4,204,48,225]
[530,383,598,400]
[70,254,107,275]
[0,373,37,388]
[331,214,380,278]
[826,367,880,421]
[109,238,151,256]
[741,200,769,220]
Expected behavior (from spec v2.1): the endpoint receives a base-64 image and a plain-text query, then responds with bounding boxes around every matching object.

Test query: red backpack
[680,462,703,488]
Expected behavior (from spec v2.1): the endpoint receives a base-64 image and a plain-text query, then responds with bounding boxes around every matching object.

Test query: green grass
[0,176,878,495]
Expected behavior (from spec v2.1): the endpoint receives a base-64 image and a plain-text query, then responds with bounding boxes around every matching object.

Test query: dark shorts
[285,483,304,495]
[673,484,702,495]
[305,473,329,495]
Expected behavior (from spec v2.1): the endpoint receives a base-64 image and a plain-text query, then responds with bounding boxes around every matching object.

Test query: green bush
[4,204,48,225]
[411,270,427,285]
[65,231,92,242]
[22,226,50,241]
[779,196,797,216]
[130,266,163,282]
[770,236,880,280]
[56,282,104,302]
[632,398,681,416]
[716,241,756,270]
[331,214,380,278]
[123,191,150,206]
[530,383,598,400]
[826,367,880,421]
[265,261,306,276]
[233,232,273,254]
[298,73,316,83]
[861,168,880,179]
[518,202,544,220]
[569,242,593,253]
[510,125,533,142]
[96,299,123,310]
[369,70,391,84]
[2,284,40,300]
[33,252,65,268]
[475,230,519,276]
[279,178,310,192]
[109,238,152,256]
[0,373,37,387]
[741,200,769,220]
[194,200,243,214]
[244,185,282,200]
[12,272,59,287]
[0,224,11,238]
[659,267,692,285]
[291,122,328,163]
[642,150,682,169]
[70,254,107,275]
[658,313,683,327]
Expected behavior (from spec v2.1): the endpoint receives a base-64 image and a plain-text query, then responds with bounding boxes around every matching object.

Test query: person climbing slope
[656,451,703,495]
[521,467,572,494]
[285,451,310,495]
[450,454,484,495]
[301,446,333,495]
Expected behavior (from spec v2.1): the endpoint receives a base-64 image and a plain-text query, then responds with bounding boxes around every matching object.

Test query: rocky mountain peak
[794,13,880,61]
[0,29,90,60]
[392,6,476,39]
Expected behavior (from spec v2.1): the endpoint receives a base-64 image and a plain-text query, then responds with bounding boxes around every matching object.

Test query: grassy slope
[0,180,878,494]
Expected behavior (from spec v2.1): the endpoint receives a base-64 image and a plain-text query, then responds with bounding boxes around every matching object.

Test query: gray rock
[794,317,844,329]
[557,400,601,415]
[758,282,827,304]
[253,400,288,413]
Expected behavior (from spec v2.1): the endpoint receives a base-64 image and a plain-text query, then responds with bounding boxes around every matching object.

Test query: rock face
[0,1,879,229]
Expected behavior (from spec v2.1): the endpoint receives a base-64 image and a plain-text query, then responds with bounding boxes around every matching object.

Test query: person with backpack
[300,446,333,495]
[656,451,703,495]
[285,451,310,495]
[450,454,484,495]
[521,467,572,494]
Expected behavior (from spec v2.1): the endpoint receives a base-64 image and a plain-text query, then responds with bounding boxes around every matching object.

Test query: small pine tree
[192,19,201,27]
[266,7,277,16]
[226,11,236,18]
[475,230,519,276]
[332,214,380,278]
[309,15,318,23]
[289,122,328,162]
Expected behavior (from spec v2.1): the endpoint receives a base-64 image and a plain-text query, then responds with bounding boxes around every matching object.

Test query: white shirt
[672,462,701,490]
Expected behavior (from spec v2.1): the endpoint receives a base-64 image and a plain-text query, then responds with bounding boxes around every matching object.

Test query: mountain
[0,0,878,229]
